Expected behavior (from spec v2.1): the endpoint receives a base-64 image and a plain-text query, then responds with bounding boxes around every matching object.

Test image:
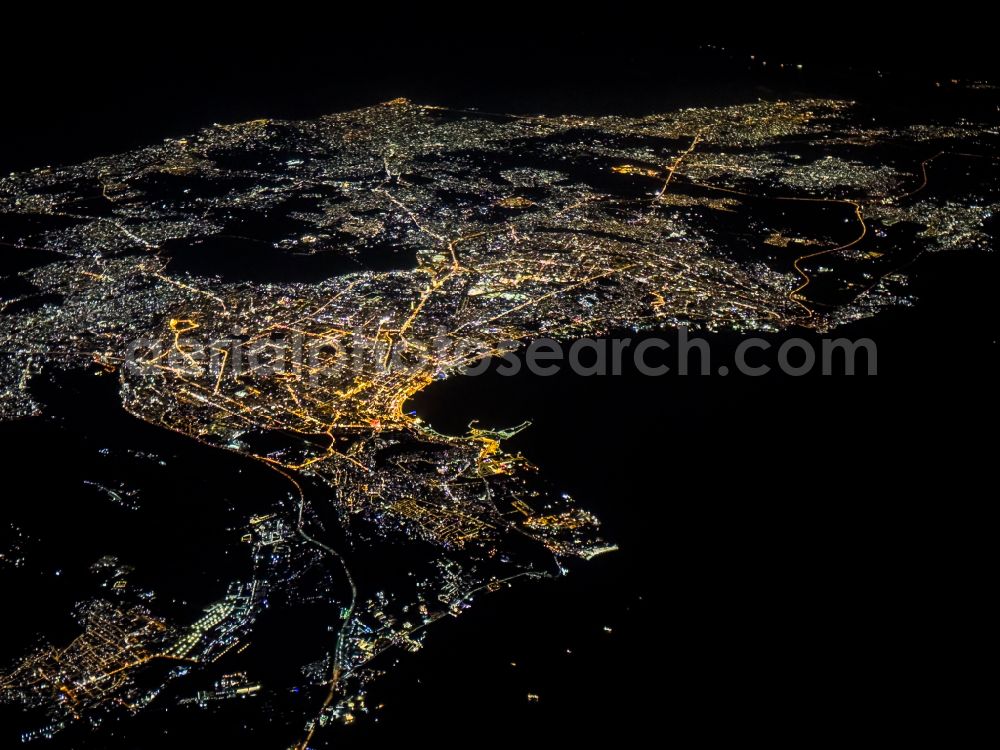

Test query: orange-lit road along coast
[0,97,997,745]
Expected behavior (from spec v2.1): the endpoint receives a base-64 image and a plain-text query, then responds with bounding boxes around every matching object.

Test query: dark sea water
[396,245,997,743]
